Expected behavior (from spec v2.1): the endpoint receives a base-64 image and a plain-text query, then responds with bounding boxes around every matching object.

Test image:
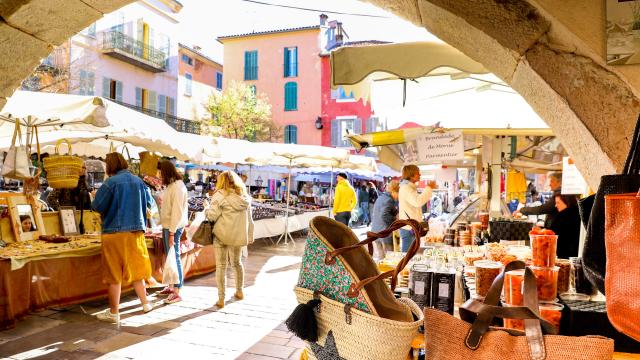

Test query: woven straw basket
[295,287,423,360]
[139,151,160,177]
[43,139,83,189]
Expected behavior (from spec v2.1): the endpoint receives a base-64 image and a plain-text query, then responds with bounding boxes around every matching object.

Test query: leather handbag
[605,189,640,342]
[1,120,31,180]
[191,220,213,246]
[425,260,614,360]
[582,114,640,293]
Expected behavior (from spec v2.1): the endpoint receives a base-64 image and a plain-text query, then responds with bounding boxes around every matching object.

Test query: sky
[175,0,438,64]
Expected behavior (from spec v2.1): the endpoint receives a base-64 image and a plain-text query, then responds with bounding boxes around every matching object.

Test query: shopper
[206,170,254,308]
[398,165,435,252]
[549,191,581,259]
[368,182,379,224]
[332,173,357,226]
[157,160,188,304]
[371,180,400,259]
[92,152,155,324]
[515,172,562,228]
[357,184,371,226]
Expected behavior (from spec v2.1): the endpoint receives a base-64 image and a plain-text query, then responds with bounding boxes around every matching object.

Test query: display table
[253,210,329,239]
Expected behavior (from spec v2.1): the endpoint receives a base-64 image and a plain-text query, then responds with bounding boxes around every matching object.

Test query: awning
[331,41,489,102]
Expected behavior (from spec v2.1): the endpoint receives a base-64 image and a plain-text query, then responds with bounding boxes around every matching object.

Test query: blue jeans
[162,228,184,288]
[399,228,415,253]
[360,203,370,225]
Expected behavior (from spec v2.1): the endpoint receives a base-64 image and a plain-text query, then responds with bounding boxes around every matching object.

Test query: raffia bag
[43,139,83,189]
[424,261,614,360]
[294,287,423,360]
[287,217,427,360]
[605,189,640,342]
[139,151,160,177]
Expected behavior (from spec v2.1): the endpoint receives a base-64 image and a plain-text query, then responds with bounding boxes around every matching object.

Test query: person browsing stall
[92,153,156,324]
[398,165,436,252]
[549,191,581,259]
[332,173,357,226]
[515,172,562,228]
[157,160,188,304]
[371,180,400,259]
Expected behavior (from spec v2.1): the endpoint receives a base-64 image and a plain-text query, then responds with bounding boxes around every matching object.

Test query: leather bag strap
[624,114,640,175]
[464,261,555,360]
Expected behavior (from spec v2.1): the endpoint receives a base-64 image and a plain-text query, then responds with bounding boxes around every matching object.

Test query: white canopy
[244,142,351,169]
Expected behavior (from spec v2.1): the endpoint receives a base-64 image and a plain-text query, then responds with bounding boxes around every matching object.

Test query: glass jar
[474,260,503,298]
[530,235,558,267]
[531,266,559,302]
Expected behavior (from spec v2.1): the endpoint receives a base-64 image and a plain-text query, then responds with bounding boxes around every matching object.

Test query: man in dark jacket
[357,184,370,226]
[516,172,562,228]
[371,181,400,259]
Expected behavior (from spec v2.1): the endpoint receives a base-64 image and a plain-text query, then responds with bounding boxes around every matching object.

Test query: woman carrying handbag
[157,160,188,304]
[205,170,254,308]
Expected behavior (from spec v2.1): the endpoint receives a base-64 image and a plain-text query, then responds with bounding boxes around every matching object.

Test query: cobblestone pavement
[0,233,321,360]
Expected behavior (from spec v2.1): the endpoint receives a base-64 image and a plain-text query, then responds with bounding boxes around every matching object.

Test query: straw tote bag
[139,151,160,177]
[583,114,640,293]
[425,261,614,360]
[287,217,426,360]
[605,189,640,342]
[1,120,31,180]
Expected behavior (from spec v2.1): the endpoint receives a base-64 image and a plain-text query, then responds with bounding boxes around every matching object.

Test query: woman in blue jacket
[370,180,400,259]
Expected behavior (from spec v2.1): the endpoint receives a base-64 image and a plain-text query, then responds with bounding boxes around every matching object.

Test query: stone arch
[1,0,638,187]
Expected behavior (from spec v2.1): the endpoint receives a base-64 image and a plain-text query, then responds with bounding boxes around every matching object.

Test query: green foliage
[205,81,280,142]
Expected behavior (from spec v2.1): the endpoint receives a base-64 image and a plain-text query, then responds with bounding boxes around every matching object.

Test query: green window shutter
[158,94,166,114]
[284,126,290,143]
[284,48,289,77]
[87,72,95,95]
[102,77,110,98]
[331,119,340,146]
[253,51,258,79]
[148,91,157,111]
[284,82,297,111]
[292,125,297,144]
[115,81,123,102]
[244,52,249,80]
[135,87,142,107]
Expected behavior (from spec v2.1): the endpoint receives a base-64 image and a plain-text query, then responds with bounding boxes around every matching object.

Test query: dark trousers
[334,211,351,226]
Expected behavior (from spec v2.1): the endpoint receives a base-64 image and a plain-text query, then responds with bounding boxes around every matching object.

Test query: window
[365,117,380,133]
[284,47,298,77]
[284,125,298,144]
[185,73,192,96]
[331,86,355,102]
[331,117,362,147]
[181,54,193,66]
[78,70,95,96]
[158,94,166,114]
[249,85,257,96]
[136,87,149,108]
[102,77,122,101]
[216,72,223,90]
[284,82,297,111]
[244,50,258,80]
[111,24,124,33]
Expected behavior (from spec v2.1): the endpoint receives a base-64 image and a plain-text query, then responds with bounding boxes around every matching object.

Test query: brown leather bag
[605,189,640,342]
[424,260,614,360]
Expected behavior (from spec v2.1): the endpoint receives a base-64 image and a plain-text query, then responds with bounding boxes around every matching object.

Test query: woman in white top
[206,170,254,308]
[398,165,436,252]
[158,160,188,304]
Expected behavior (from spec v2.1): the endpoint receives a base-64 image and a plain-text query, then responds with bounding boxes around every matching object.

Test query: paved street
[0,235,314,360]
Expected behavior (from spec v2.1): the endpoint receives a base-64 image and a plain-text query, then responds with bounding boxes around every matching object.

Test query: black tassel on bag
[285,298,321,342]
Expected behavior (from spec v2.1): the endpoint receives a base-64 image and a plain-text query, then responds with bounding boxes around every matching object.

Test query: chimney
[193,45,201,51]
[320,13,328,26]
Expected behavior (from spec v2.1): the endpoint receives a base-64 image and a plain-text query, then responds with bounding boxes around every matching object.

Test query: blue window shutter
[158,94,166,114]
[252,51,258,79]
[284,82,297,111]
[331,119,340,147]
[354,118,362,135]
[216,72,222,90]
[292,125,297,144]
[170,97,176,115]
[284,126,290,143]
[283,48,289,77]
[115,80,123,102]
[101,76,110,98]
[87,72,95,95]
[244,52,249,80]
[135,87,142,107]
[292,47,298,77]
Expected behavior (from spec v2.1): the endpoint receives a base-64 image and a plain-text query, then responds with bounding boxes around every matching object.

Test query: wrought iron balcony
[101,31,167,73]
[109,99,201,134]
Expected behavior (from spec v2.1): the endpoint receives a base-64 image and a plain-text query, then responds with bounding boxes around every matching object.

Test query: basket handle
[55,139,73,155]
[121,144,131,161]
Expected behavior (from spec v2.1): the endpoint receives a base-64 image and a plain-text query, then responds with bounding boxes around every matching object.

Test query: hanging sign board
[561,156,587,195]
[414,130,465,164]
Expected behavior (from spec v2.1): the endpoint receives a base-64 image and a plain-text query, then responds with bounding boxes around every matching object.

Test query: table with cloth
[253,210,329,239]
[0,214,216,330]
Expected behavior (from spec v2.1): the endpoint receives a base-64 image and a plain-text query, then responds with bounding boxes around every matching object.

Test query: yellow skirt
[101,231,151,285]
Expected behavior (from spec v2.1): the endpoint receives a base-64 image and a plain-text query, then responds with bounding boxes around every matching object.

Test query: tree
[204,81,280,142]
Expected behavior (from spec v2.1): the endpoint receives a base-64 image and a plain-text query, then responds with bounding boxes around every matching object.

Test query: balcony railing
[101,31,167,73]
[109,99,201,134]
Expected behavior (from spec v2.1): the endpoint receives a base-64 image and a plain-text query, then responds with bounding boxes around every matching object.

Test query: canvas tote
[1,120,31,180]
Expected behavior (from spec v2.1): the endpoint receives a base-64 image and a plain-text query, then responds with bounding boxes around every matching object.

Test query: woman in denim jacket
[92,152,156,324]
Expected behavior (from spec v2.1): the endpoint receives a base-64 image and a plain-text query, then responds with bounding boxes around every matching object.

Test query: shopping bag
[583,114,640,293]
[605,190,640,341]
[192,220,213,246]
[426,260,614,360]
[1,121,31,180]
[162,251,180,285]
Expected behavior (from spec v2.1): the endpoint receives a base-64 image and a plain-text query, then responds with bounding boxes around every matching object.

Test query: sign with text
[415,130,464,163]
[562,156,588,195]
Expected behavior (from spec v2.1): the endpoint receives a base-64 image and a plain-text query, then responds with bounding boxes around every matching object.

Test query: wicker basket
[295,287,423,360]
[139,151,160,177]
[43,139,84,189]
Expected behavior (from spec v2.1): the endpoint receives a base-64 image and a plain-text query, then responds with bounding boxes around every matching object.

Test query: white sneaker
[96,309,119,324]
[142,302,155,313]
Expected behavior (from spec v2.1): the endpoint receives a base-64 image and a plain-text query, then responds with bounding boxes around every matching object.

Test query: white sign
[562,156,587,195]
[415,130,464,163]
